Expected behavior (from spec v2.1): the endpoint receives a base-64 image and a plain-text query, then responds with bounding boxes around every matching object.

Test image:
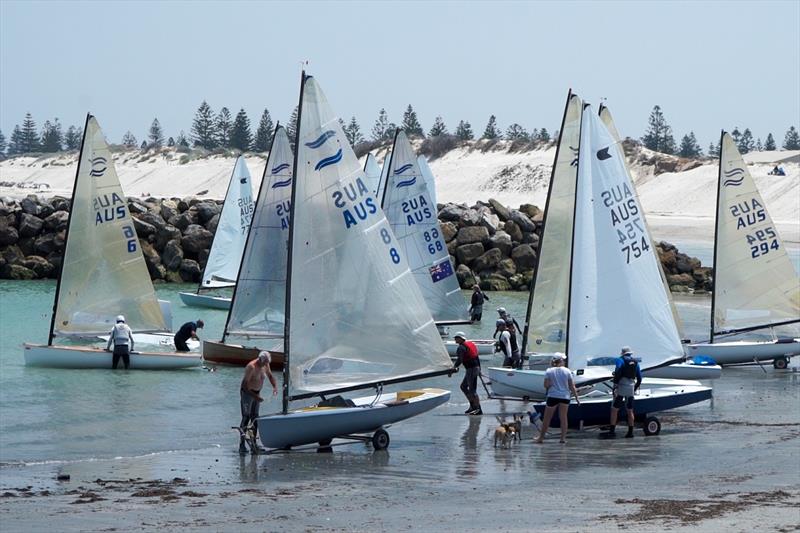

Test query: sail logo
[429,260,454,283]
[272,163,290,174]
[305,130,335,149]
[314,149,343,171]
[332,177,378,229]
[396,177,417,189]
[596,147,612,161]
[393,164,413,175]
[401,195,432,225]
[723,167,745,187]
[89,156,107,177]
[272,177,292,189]
[239,177,248,184]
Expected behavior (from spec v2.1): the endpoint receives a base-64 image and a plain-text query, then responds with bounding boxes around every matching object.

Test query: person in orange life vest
[453,332,482,415]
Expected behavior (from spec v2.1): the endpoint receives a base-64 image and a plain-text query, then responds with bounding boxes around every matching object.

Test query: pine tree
[401,105,424,137]
[20,113,40,153]
[40,119,64,152]
[738,128,755,154]
[148,118,164,149]
[286,106,298,145]
[428,116,448,137]
[253,109,274,152]
[755,138,763,151]
[371,108,390,141]
[229,108,253,151]
[176,131,189,147]
[783,126,800,149]
[708,142,717,159]
[8,125,23,155]
[482,115,501,140]
[505,123,529,141]
[641,106,676,154]
[730,127,742,146]
[455,120,474,140]
[764,133,776,151]
[678,131,702,158]
[64,125,82,150]
[538,128,551,142]
[344,117,364,146]
[121,131,138,148]
[140,140,147,150]
[0,129,5,155]
[167,137,175,147]
[215,107,232,148]
[385,122,398,141]
[191,101,217,149]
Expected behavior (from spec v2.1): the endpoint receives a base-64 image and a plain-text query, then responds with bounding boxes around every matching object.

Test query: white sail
[225,127,293,338]
[288,76,451,394]
[53,116,167,336]
[200,157,254,289]
[569,107,683,370]
[363,153,382,196]
[381,130,467,324]
[713,133,800,336]
[525,92,582,354]
[376,148,391,201]
[417,155,438,207]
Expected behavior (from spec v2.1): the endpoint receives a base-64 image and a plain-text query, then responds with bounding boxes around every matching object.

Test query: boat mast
[47,113,91,346]
[709,130,724,344]
[521,90,574,356]
[221,123,281,344]
[282,72,306,415]
[379,129,400,209]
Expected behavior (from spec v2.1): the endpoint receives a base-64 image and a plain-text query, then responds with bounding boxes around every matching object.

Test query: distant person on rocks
[239,351,278,453]
[452,332,482,415]
[105,315,134,369]
[493,307,521,338]
[534,355,580,444]
[174,319,204,352]
[505,319,522,369]
[468,285,489,323]
[605,346,642,438]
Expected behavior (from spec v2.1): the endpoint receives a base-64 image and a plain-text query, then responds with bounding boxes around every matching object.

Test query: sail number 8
[380,227,401,264]
[122,225,137,253]
[423,229,444,255]
[747,227,779,258]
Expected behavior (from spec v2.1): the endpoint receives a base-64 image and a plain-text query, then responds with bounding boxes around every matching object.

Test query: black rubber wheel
[643,416,661,436]
[773,357,789,370]
[372,429,390,450]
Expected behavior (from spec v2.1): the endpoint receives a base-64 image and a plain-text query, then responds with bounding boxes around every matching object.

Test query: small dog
[493,414,523,448]
[494,425,510,448]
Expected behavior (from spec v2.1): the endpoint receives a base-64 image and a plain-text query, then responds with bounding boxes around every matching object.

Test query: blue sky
[1,0,798,148]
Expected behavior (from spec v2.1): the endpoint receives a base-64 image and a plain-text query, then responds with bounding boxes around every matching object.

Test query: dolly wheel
[773,357,789,370]
[372,429,390,450]
[643,416,661,436]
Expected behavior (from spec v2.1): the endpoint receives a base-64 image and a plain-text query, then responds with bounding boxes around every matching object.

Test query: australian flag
[429,260,454,283]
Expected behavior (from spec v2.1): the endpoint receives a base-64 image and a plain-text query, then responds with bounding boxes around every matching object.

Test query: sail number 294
[380,227,401,264]
[747,227,779,258]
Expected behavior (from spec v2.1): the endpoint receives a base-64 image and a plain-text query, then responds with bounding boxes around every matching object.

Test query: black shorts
[546,397,570,407]
[613,395,634,409]
[174,335,190,352]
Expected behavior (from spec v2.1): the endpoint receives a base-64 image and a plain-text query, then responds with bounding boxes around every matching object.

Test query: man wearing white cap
[606,346,642,438]
[105,315,134,369]
[239,351,278,453]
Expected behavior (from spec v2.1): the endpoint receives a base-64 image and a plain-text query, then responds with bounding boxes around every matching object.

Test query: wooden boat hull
[257,388,450,450]
[202,339,284,369]
[23,343,200,370]
[178,292,232,310]
[687,339,800,366]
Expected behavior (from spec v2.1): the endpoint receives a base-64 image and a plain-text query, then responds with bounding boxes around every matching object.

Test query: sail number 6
[380,227,401,264]
[122,225,137,253]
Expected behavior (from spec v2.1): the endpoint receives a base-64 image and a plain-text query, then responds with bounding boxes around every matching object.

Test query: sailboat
[363,152,382,196]
[178,157,255,309]
[202,126,292,367]
[687,132,800,368]
[487,95,711,423]
[380,130,469,328]
[24,115,200,369]
[256,74,452,451]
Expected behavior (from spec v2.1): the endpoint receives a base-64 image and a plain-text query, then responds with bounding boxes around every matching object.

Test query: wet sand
[1,365,798,532]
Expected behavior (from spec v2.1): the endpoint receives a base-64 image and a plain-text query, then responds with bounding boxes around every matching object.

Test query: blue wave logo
[305,130,336,149]
[271,177,292,189]
[723,167,745,187]
[393,163,413,175]
[395,177,417,188]
[89,156,107,177]
[314,148,343,171]
[272,163,290,174]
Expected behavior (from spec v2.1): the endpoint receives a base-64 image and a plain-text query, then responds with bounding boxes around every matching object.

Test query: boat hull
[445,339,496,358]
[486,366,612,400]
[644,362,722,380]
[202,339,284,369]
[178,292,232,310]
[257,388,450,450]
[23,344,201,369]
[687,339,800,366]
[532,385,712,429]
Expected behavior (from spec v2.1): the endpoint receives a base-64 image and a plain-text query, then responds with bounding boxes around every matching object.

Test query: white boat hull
[644,362,722,380]
[445,339,496,358]
[687,339,800,366]
[23,344,201,369]
[257,388,450,450]
[178,292,232,310]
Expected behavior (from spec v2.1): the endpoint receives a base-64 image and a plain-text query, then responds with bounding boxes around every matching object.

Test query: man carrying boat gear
[493,307,521,339]
[505,319,522,369]
[606,346,643,438]
[453,332,482,415]
[468,285,489,323]
[239,351,278,454]
[105,315,134,369]
[174,319,204,352]
[495,320,515,368]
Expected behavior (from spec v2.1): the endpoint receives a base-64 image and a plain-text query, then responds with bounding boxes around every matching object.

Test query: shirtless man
[239,351,278,454]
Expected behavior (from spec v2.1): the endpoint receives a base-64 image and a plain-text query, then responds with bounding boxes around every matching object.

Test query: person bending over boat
[453,332,483,415]
[105,315,134,369]
[468,285,488,323]
[606,346,643,439]
[534,355,580,444]
[174,319,204,352]
[239,351,278,454]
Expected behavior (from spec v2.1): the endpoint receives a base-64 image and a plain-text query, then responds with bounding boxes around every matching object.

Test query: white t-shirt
[109,323,134,346]
[545,366,574,400]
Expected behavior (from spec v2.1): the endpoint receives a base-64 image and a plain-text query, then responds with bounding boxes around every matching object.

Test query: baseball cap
[116,315,125,323]
[620,346,632,355]
[453,332,466,340]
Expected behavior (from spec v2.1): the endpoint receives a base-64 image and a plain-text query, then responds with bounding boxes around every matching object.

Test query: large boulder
[667,273,694,287]
[521,232,540,248]
[49,196,70,212]
[2,264,35,280]
[160,199,180,221]
[34,232,63,256]
[472,248,503,272]
[195,201,221,224]
[488,198,511,221]
[19,196,42,217]
[440,221,458,243]
[496,258,517,278]
[137,212,167,232]
[155,224,182,251]
[132,216,157,238]
[479,212,500,236]
[17,236,35,256]
[22,255,54,278]
[456,243,485,266]
[487,231,513,256]
[181,224,214,254]
[455,264,478,289]
[204,213,220,234]
[170,207,199,231]
[139,240,163,280]
[162,239,184,271]
[438,203,468,222]
[0,218,19,246]
[504,220,523,242]
[519,203,541,219]
[43,211,69,231]
[511,244,537,269]
[459,208,482,227]
[18,212,46,237]
[179,259,202,282]
[480,273,511,291]
[675,255,698,274]
[127,198,149,215]
[508,209,536,233]
[1,244,25,266]
[456,226,489,245]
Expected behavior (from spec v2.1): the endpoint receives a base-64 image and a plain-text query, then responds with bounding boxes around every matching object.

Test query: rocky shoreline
[0,195,712,292]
